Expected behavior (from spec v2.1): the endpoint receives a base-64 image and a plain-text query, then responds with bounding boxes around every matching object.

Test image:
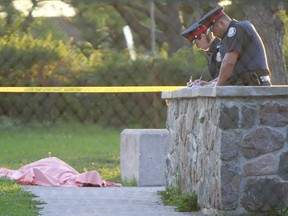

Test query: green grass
[0,122,122,182]
[0,177,45,215]
[0,121,122,215]
[157,187,200,212]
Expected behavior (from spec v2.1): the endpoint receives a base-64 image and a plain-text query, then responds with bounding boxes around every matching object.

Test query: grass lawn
[0,178,45,216]
[0,121,122,215]
[0,122,122,182]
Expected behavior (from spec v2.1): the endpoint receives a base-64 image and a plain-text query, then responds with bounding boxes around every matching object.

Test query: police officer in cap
[199,7,272,86]
[181,22,222,85]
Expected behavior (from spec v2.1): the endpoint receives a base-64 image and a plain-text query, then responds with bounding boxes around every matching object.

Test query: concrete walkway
[24,186,201,216]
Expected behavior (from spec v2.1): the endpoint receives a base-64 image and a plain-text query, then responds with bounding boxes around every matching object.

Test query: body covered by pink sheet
[0,157,121,187]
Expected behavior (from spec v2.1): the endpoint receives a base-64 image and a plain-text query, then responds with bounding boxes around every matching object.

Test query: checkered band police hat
[181,23,207,44]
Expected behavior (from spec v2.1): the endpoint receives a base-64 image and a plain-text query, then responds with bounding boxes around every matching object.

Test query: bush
[158,187,200,212]
[0,33,88,86]
[0,35,210,127]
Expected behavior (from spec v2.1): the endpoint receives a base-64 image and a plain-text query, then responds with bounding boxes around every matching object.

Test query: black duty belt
[225,69,271,86]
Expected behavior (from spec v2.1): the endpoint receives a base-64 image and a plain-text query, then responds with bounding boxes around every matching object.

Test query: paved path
[25,186,201,216]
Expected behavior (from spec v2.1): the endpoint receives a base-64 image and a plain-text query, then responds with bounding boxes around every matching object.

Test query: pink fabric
[0,157,121,187]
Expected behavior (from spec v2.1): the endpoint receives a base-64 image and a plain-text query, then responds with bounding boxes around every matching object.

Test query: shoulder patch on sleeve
[227,27,236,37]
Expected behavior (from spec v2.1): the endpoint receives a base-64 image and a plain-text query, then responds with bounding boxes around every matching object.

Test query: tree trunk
[245,3,288,84]
[112,2,187,55]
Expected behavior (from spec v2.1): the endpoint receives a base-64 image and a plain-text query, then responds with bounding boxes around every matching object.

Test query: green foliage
[31,17,71,42]
[158,168,200,212]
[67,2,126,49]
[268,204,288,216]
[158,187,200,212]
[85,48,207,86]
[176,191,200,212]
[0,28,207,87]
[158,186,181,206]
[121,178,138,187]
[0,39,209,128]
[0,33,88,86]
[0,177,45,216]
[68,49,207,127]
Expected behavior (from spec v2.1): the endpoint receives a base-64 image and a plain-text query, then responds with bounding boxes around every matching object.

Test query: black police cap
[199,7,224,28]
[181,23,207,44]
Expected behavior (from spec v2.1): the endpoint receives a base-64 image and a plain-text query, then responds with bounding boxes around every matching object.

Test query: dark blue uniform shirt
[206,37,221,79]
[219,20,270,76]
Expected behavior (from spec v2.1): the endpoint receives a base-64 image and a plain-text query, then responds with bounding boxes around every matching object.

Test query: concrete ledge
[120,129,168,186]
[161,85,288,99]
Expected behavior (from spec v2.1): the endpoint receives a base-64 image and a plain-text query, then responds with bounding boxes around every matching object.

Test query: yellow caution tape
[0,86,185,93]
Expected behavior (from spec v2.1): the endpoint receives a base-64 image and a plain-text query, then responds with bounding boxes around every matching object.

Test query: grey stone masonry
[120,129,168,186]
[162,86,288,215]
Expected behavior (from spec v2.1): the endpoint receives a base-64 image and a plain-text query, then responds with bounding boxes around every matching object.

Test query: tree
[109,1,221,54]
[111,2,185,54]
[64,0,287,84]
[244,2,288,84]
[3,0,285,84]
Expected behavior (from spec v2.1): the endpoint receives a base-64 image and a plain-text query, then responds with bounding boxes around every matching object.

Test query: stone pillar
[162,86,288,215]
[120,129,168,186]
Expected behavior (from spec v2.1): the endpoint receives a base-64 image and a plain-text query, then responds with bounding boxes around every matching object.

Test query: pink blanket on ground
[0,157,121,187]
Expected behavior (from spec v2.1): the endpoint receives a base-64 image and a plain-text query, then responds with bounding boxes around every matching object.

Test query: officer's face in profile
[195,34,210,51]
[210,19,222,38]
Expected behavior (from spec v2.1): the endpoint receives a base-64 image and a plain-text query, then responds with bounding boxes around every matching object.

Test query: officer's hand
[186,81,193,87]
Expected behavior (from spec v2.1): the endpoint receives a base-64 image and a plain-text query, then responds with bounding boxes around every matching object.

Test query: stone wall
[162,86,288,215]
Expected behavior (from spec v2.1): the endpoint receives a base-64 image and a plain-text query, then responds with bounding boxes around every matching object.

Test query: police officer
[200,32,221,79]
[199,7,272,86]
[181,22,222,82]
